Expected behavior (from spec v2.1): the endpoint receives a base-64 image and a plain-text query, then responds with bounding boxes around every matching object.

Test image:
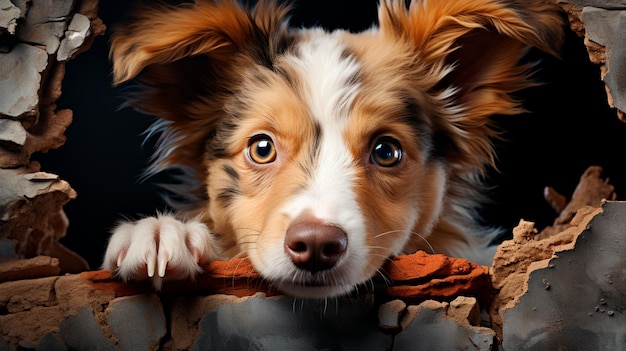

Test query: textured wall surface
[1,0,626,350]
[557,0,626,119]
[0,0,105,273]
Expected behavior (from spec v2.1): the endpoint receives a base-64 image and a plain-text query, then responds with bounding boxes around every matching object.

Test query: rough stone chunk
[0,43,48,117]
[0,306,63,346]
[502,201,626,350]
[0,276,57,313]
[384,251,492,304]
[395,298,495,351]
[106,294,166,351]
[184,293,391,351]
[58,307,116,351]
[0,119,27,145]
[0,256,60,282]
[557,1,626,120]
[58,13,91,61]
[0,168,80,271]
[378,299,407,332]
[0,0,104,271]
[15,0,74,54]
[0,0,20,35]
[581,7,626,117]
[490,166,617,341]
[489,207,601,339]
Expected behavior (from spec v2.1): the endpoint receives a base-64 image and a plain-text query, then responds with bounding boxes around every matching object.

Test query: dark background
[36,0,626,269]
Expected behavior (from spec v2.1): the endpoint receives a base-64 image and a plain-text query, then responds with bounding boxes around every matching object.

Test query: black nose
[284,221,348,273]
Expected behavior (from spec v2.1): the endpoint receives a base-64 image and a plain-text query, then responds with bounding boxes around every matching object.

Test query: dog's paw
[103,214,218,289]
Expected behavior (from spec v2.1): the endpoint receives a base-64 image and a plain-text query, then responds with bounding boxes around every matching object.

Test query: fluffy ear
[379,0,564,169]
[109,0,290,177]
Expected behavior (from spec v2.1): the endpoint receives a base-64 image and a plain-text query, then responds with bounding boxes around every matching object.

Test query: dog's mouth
[275,281,356,299]
[267,268,365,299]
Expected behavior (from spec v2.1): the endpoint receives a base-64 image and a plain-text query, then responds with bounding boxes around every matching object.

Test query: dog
[103,0,563,298]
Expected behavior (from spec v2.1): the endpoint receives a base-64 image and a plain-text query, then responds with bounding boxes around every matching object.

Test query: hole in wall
[32,0,626,269]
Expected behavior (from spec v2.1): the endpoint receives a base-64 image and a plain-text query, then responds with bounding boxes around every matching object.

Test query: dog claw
[147,256,156,278]
[157,252,168,278]
[104,214,216,286]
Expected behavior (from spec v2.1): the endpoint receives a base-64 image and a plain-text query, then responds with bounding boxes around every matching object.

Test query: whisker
[235,233,260,243]
[228,250,248,259]
[374,229,406,239]
[368,277,376,293]
[374,267,392,287]
[232,254,246,289]
[233,226,262,233]
[232,241,257,249]
[408,231,436,255]
[373,229,436,255]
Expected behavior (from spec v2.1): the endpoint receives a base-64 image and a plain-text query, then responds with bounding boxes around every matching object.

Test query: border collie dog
[104,0,563,298]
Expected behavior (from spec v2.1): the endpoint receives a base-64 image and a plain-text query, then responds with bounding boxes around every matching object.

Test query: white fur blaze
[250,33,372,298]
[103,214,219,289]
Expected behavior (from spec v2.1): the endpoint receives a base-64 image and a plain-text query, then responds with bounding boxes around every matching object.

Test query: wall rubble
[557,0,626,120]
[0,0,105,273]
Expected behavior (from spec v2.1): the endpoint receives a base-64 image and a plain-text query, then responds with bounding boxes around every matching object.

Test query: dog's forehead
[281,30,362,127]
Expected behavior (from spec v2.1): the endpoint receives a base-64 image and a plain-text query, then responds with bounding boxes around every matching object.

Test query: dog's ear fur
[111,0,290,84]
[379,0,564,170]
[109,0,290,188]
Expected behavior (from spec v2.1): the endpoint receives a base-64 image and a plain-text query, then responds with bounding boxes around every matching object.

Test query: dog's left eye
[247,135,277,164]
[370,137,403,167]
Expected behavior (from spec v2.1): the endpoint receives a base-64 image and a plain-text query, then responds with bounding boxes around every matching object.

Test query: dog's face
[110,0,562,297]
[206,32,450,297]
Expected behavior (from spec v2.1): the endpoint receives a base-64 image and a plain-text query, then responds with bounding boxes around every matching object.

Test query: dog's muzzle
[284,221,348,274]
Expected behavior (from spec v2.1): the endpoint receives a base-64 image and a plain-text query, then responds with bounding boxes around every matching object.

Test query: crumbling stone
[0,0,20,35]
[0,0,104,271]
[106,294,166,351]
[188,293,391,351]
[0,119,27,146]
[0,43,48,118]
[0,167,81,272]
[58,307,116,351]
[0,250,496,349]
[502,201,626,350]
[57,13,92,61]
[0,276,57,313]
[0,306,64,346]
[490,166,616,341]
[557,1,626,120]
[489,209,601,339]
[384,251,492,305]
[378,299,407,332]
[0,255,60,282]
[395,298,496,351]
[538,165,614,239]
[0,195,622,350]
[15,0,74,55]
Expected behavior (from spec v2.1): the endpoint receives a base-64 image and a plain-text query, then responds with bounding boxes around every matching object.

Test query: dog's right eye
[370,137,403,168]
[247,135,277,164]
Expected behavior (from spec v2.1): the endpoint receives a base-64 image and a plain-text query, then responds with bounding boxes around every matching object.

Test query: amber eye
[370,137,402,167]
[247,134,277,164]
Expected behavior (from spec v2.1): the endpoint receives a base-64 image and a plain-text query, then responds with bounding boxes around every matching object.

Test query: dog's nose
[284,222,348,273]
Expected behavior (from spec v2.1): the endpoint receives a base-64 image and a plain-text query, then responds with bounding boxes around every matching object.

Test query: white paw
[103,214,218,289]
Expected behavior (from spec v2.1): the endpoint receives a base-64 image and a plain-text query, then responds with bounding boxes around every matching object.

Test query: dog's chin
[250,250,379,299]
[266,268,372,299]
[274,281,357,299]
